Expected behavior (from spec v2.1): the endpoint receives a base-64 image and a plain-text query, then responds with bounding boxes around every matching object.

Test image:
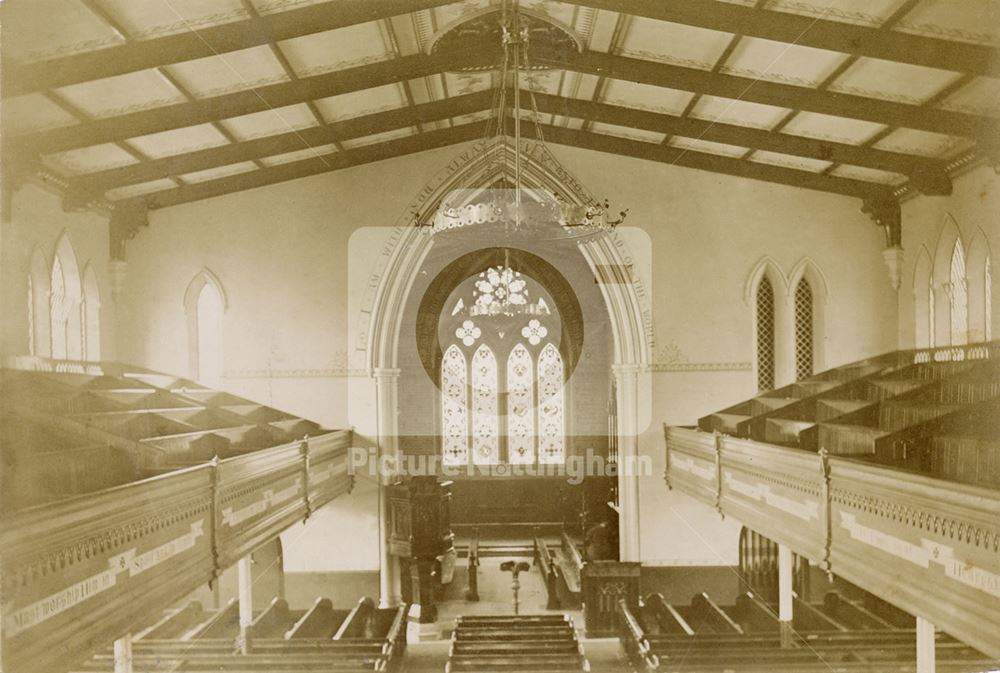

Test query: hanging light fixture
[423,2,629,236]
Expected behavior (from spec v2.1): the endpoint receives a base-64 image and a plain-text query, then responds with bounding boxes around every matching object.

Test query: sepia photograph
[0,1,998,672]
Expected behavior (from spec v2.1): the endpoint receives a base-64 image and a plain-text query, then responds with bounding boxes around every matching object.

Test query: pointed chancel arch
[28,248,51,357]
[184,269,228,385]
[50,234,83,360]
[967,230,993,342]
[912,246,933,348]
[81,264,101,361]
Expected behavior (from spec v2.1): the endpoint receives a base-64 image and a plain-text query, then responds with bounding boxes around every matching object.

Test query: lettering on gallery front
[4,521,205,637]
[671,455,715,481]
[221,478,302,527]
[839,512,1000,598]
[724,471,819,521]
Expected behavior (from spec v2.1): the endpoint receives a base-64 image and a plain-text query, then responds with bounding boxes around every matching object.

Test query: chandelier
[422,3,629,236]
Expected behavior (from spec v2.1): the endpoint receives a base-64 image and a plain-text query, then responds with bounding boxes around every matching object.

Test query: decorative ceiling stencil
[762,0,909,26]
[43,143,140,176]
[600,79,695,116]
[126,124,232,160]
[689,96,789,129]
[100,0,247,39]
[278,22,392,78]
[722,37,849,88]
[2,0,123,63]
[445,72,494,96]
[55,69,186,119]
[937,77,1000,117]
[4,94,79,135]
[895,0,1000,46]
[314,84,408,122]
[749,151,833,173]
[779,112,887,146]
[829,57,966,105]
[620,17,732,68]
[220,103,319,141]
[164,45,290,99]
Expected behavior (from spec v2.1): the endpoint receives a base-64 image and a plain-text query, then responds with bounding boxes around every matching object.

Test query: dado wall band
[0,430,354,673]
[663,425,1000,660]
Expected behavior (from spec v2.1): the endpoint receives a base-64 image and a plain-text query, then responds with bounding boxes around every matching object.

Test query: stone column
[777,543,793,646]
[614,363,642,562]
[374,368,403,608]
[113,633,132,673]
[237,556,253,654]
[917,616,936,673]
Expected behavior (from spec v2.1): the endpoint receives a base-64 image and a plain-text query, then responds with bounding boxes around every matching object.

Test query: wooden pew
[689,592,743,635]
[559,531,584,600]
[136,602,208,640]
[616,598,659,673]
[182,598,240,640]
[642,593,694,636]
[465,527,480,601]
[284,598,344,639]
[249,597,292,639]
[334,597,376,639]
[532,529,561,609]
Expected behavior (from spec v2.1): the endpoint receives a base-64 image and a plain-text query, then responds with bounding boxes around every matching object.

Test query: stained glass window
[950,240,968,345]
[441,345,468,465]
[50,256,68,359]
[794,279,813,380]
[537,343,565,464]
[471,344,499,464]
[756,276,775,391]
[507,343,535,464]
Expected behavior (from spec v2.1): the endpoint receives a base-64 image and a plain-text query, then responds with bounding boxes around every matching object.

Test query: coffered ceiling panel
[765,0,909,26]
[689,96,789,129]
[668,136,749,158]
[180,161,259,183]
[55,69,185,119]
[314,84,408,122]
[100,0,247,39]
[278,22,392,77]
[125,124,233,159]
[444,72,494,96]
[895,0,1000,45]
[2,0,123,63]
[829,164,908,185]
[938,77,1000,117]
[871,128,969,158]
[723,37,849,88]
[589,121,666,144]
[105,179,179,201]
[599,79,694,116]
[259,144,340,167]
[220,103,319,140]
[749,151,833,173]
[619,17,733,68]
[164,46,290,99]
[341,126,416,149]
[829,57,966,105]
[779,112,887,146]
[43,143,139,176]
[4,94,80,135]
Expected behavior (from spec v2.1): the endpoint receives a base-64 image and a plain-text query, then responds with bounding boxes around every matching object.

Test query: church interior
[1,1,999,672]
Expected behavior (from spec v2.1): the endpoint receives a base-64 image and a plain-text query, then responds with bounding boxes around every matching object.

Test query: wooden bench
[532,529,561,609]
[558,531,583,599]
[466,527,480,601]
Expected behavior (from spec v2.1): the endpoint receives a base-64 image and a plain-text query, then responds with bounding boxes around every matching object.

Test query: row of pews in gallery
[75,596,406,673]
[699,342,999,487]
[617,590,998,672]
[447,614,589,673]
[1,359,331,511]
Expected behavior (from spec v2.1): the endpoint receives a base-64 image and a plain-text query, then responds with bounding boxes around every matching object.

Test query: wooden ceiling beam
[523,122,890,199]
[69,91,493,195]
[10,51,486,157]
[530,92,946,180]
[3,0,455,97]
[116,121,488,210]
[564,0,1000,78]
[534,48,998,142]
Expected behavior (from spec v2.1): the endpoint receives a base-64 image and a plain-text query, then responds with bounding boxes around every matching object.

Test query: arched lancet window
[507,342,535,464]
[536,343,565,464]
[928,285,936,348]
[950,240,968,345]
[987,256,993,341]
[28,274,36,356]
[185,270,227,386]
[196,283,224,387]
[794,278,814,380]
[28,250,50,357]
[438,263,565,466]
[82,266,101,361]
[441,344,469,466]
[756,276,775,391]
[50,256,69,359]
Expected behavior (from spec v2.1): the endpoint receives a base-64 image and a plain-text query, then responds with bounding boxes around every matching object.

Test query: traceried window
[439,265,565,466]
[756,276,775,391]
[50,256,69,359]
[950,240,968,345]
[794,278,814,380]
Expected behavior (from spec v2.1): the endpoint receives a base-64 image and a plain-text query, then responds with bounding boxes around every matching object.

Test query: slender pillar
[614,364,642,562]
[113,633,132,673]
[374,368,403,608]
[237,556,253,654]
[917,616,936,673]
[777,543,793,646]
